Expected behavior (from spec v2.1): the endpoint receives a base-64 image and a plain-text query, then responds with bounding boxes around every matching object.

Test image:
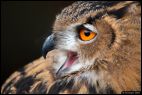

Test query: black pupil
[84,31,90,36]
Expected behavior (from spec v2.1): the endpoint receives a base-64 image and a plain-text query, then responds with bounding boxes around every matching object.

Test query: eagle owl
[1,1,141,94]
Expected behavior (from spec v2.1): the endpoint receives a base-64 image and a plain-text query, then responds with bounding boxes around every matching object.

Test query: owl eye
[79,29,97,41]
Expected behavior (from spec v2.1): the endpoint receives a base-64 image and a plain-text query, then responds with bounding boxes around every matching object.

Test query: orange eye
[79,29,97,41]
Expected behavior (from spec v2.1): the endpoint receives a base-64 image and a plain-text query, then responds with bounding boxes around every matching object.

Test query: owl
[1,1,141,94]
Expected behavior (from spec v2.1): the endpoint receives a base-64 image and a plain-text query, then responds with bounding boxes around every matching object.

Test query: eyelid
[83,24,97,33]
[76,24,97,33]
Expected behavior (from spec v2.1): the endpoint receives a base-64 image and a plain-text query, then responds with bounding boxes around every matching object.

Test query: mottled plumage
[1,1,141,94]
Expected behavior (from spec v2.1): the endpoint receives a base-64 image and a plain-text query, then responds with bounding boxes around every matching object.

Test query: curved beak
[42,34,55,58]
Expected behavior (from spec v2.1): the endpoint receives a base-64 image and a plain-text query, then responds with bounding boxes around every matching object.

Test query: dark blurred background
[1,1,74,87]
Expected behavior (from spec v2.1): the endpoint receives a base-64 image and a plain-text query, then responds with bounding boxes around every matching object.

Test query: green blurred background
[1,1,74,86]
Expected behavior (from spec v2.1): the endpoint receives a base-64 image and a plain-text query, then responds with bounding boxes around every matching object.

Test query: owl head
[42,1,140,88]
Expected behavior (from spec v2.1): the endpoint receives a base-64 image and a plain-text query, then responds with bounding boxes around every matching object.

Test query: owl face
[43,16,114,78]
[42,1,139,80]
[52,19,114,77]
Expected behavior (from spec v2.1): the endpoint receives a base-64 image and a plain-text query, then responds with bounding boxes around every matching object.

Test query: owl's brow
[76,24,92,33]
[86,11,108,24]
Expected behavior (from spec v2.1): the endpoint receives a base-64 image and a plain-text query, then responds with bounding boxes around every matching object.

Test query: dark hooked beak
[42,34,55,58]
